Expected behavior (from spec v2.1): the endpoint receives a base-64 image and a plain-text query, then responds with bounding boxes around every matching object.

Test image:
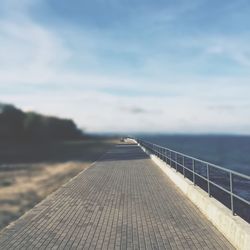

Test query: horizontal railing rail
[129,137,250,223]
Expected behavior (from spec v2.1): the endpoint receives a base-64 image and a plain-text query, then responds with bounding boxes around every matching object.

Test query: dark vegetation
[0,103,119,231]
[0,103,83,142]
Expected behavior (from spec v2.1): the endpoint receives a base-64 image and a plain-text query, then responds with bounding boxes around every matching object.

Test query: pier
[0,143,235,249]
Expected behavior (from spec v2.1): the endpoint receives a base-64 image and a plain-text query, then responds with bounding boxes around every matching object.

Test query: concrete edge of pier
[132,140,250,250]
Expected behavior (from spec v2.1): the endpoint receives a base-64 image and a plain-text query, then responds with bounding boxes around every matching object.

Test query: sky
[0,0,250,134]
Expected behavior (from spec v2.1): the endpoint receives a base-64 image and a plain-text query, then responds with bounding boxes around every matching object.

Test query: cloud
[0,20,70,66]
[120,106,159,114]
[122,107,148,114]
[1,88,250,134]
[0,0,250,134]
[182,35,250,69]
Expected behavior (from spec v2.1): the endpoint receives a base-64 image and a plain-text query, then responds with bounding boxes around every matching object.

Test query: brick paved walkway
[0,144,234,249]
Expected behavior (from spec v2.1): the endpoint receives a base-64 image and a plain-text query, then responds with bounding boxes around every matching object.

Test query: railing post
[230,172,235,215]
[183,156,185,177]
[170,151,172,168]
[207,164,211,197]
[192,159,195,185]
[167,150,171,167]
[175,153,177,172]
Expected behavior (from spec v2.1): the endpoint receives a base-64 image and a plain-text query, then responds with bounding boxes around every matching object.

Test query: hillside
[0,103,83,142]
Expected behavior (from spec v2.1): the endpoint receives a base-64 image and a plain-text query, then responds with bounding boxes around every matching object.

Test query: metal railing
[132,138,250,223]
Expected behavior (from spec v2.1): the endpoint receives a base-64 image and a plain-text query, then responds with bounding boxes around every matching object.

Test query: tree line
[0,103,83,142]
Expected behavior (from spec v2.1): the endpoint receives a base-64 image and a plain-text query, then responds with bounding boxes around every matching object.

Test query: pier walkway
[0,144,234,249]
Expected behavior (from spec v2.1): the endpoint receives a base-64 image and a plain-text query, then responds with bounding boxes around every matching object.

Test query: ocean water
[139,135,250,175]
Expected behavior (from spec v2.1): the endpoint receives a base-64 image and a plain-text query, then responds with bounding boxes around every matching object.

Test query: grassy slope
[0,138,118,231]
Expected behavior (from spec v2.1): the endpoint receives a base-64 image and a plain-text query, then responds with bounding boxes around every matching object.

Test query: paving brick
[0,144,234,249]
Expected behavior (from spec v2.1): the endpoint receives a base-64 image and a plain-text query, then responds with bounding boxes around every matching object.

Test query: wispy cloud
[0,0,250,133]
[1,88,250,134]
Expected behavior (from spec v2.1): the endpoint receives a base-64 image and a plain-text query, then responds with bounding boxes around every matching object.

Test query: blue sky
[0,0,250,133]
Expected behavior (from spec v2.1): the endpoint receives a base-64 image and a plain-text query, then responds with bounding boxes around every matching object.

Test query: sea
[139,134,250,175]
